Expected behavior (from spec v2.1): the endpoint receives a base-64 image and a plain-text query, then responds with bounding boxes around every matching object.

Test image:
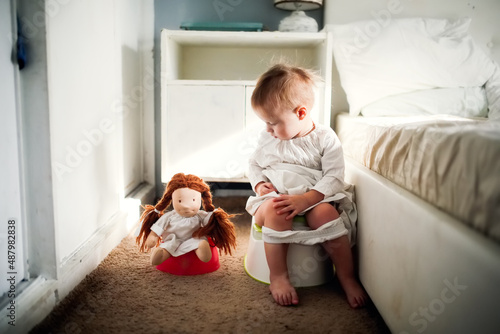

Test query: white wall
[0,1,155,332]
[324,0,500,113]
[44,0,155,265]
[45,0,154,279]
[47,0,123,262]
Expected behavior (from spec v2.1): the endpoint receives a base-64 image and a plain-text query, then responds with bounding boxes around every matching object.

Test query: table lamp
[274,0,323,32]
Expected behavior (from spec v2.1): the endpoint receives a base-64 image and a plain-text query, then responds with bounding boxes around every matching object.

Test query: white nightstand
[160,29,333,183]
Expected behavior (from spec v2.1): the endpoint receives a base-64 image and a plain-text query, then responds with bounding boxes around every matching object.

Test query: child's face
[255,107,310,140]
[172,187,202,217]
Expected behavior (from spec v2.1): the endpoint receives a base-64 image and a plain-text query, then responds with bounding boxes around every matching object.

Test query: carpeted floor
[31,197,390,333]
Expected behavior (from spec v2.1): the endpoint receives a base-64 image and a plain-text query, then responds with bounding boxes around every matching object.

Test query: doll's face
[172,187,202,218]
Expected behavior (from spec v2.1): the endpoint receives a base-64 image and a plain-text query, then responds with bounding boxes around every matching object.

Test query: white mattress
[335,113,500,243]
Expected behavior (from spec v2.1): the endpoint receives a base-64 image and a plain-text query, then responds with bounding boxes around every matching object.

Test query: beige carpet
[31,197,390,333]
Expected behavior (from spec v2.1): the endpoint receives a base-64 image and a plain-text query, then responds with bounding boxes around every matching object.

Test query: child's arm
[248,130,277,195]
[313,130,346,198]
[248,150,276,195]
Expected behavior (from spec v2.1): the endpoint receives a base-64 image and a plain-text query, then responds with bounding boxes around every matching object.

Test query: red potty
[156,239,220,275]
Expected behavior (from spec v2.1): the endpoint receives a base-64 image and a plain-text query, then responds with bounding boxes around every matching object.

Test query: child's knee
[256,199,292,231]
[306,203,340,229]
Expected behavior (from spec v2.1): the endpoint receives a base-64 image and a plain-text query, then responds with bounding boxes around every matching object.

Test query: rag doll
[136,173,237,265]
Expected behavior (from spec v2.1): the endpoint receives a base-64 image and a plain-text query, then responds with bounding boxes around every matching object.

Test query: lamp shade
[274,0,323,11]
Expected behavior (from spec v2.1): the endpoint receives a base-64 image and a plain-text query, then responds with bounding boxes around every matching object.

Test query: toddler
[246,64,367,308]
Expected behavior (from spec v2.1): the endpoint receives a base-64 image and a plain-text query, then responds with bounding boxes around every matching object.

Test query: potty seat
[244,216,335,287]
[156,237,220,275]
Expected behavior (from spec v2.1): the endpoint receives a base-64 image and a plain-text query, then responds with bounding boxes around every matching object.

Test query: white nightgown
[150,210,212,257]
[245,123,357,243]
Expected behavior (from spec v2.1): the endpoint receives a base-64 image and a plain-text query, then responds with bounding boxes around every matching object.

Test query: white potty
[244,216,335,287]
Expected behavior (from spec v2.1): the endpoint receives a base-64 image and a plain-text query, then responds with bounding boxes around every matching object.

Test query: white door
[0,1,27,298]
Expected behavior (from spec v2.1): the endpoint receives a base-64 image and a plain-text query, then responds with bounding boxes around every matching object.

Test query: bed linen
[335,113,500,243]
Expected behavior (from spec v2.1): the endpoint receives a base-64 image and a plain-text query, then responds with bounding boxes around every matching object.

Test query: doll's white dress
[150,210,212,257]
[245,123,357,244]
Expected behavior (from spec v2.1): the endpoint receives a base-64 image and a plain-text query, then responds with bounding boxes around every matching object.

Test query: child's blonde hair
[251,63,317,114]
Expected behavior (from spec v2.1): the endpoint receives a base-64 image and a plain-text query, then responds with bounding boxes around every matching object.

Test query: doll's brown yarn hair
[136,173,237,255]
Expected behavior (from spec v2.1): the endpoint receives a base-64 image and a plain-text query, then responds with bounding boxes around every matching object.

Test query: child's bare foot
[340,277,368,308]
[321,235,368,308]
[269,276,299,306]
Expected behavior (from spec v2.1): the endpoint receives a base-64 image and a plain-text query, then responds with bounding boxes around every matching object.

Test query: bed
[329,17,500,333]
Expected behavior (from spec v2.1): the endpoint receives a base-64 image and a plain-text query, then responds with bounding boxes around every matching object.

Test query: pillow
[330,17,497,116]
[485,62,500,120]
[361,87,488,118]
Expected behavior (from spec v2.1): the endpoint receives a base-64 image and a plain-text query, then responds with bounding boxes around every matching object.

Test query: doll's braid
[201,190,215,211]
[135,174,185,252]
[194,189,237,255]
[136,192,173,252]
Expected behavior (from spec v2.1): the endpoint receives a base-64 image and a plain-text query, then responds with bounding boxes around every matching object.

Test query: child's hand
[272,190,325,220]
[255,182,277,196]
[272,194,310,221]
